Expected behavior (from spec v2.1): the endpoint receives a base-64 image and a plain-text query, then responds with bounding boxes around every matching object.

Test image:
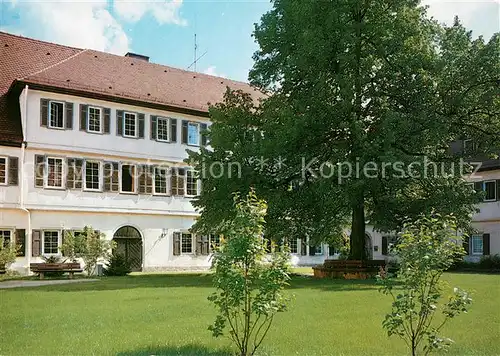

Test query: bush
[478,254,500,270]
[0,237,17,268]
[103,254,132,276]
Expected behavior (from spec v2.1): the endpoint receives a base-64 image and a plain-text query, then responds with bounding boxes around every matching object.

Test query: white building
[0,32,497,274]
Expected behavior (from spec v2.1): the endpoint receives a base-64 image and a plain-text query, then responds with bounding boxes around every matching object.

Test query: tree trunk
[350,198,367,260]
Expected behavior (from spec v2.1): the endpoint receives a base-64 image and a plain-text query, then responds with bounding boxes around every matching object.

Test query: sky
[0,0,498,82]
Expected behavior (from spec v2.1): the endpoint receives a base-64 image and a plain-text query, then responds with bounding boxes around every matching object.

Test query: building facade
[0,32,497,274]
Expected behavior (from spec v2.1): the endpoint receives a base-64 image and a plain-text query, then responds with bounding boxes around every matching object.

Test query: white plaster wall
[469,170,500,222]
[25,89,208,162]
[0,146,21,207]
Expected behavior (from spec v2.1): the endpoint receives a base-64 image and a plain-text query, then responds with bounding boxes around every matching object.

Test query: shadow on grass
[117,344,232,356]
[7,273,383,293]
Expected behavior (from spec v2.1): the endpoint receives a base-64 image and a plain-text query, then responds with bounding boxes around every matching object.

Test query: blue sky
[0,0,498,82]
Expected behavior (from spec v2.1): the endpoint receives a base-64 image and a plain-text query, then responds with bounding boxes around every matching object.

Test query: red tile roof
[0,32,82,145]
[0,31,261,146]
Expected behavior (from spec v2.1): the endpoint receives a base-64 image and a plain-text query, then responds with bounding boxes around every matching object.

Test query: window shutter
[139,165,149,194]
[309,245,316,256]
[104,162,112,191]
[32,230,41,257]
[496,180,500,202]
[67,158,75,189]
[300,238,307,256]
[75,159,83,189]
[103,108,111,134]
[202,235,209,255]
[65,102,73,130]
[382,236,388,255]
[463,236,470,255]
[170,118,177,143]
[61,230,66,256]
[116,110,124,136]
[195,235,203,255]
[138,113,145,139]
[15,229,26,257]
[8,157,18,186]
[173,232,181,256]
[483,233,490,255]
[40,99,48,127]
[150,116,157,140]
[181,120,188,144]
[474,181,483,193]
[112,162,119,191]
[201,123,208,146]
[146,166,153,194]
[34,155,45,187]
[80,104,88,131]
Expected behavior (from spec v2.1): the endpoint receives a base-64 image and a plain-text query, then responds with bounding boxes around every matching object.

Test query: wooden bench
[313,259,387,279]
[30,263,82,280]
[0,264,5,275]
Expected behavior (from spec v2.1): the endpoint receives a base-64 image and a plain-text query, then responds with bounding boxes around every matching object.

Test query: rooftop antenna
[187,33,208,71]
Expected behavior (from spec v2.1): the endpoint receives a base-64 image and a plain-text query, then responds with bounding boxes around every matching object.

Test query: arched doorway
[365,233,373,260]
[113,226,143,271]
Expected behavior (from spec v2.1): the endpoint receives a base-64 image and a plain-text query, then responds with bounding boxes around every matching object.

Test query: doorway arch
[113,225,143,271]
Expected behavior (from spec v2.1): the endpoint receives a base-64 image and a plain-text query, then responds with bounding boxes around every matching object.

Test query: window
[0,230,11,246]
[210,234,221,250]
[121,164,136,193]
[154,167,168,195]
[43,230,59,254]
[87,107,102,133]
[123,112,137,138]
[85,161,101,191]
[315,244,323,255]
[171,168,186,196]
[472,235,483,255]
[49,101,64,129]
[186,170,198,196]
[181,233,193,254]
[46,157,64,188]
[0,157,6,185]
[463,139,478,154]
[187,122,200,146]
[289,238,298,254]
[484,180,496,201]
[157,117,170,142]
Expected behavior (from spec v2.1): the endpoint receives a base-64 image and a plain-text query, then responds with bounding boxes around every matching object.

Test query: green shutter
[32,230,41,257]
[34,155,45,187]
[483,234,490,255]
[65,102,73,130]
[173,232,181,256]
[104,108,111,134]
[181,120,188,144]
[138,113,145,139]
[116,110,124,136]
[8,157,18,186]
[201,123,208,146]
[80,104,88,131]
[151,116,157,140]
[382,236,388,255]
[15,229,26,257]
[170,118,177,142]
[40,99,49,127]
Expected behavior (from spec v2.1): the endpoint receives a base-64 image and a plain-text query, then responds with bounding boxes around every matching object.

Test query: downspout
[19,85,32,272]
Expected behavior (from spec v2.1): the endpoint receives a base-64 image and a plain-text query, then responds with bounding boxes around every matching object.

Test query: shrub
[103,253,132,276]
[0,237,17,268]
[208,191,290,356]
[378,214,472,356]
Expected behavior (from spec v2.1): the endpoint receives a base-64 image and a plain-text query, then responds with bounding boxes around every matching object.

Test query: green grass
[1,272,499,355]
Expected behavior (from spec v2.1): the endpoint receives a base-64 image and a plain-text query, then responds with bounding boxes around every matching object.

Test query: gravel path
[0,279,99,289]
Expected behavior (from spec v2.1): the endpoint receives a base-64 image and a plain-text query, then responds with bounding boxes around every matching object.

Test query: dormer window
[87,107,102,133]
[124,112,138,138]
[49,101,64,129]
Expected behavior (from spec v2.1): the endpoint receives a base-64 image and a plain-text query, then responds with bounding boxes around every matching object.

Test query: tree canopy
[189,0,500,259]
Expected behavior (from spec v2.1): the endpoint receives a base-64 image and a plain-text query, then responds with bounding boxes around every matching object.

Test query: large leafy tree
[189,0,499,259]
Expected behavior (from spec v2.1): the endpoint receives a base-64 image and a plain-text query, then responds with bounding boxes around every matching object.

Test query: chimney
[125,52,149,62]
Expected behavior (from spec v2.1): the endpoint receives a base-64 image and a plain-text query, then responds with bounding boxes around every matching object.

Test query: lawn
[1,271,498,356]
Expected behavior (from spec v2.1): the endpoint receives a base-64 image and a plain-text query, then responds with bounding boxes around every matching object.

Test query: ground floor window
[121,164,136,193]
[210,234,221,250]
[315,244,323,255]
[472,235,483,255]
[154,167,168,195]
[289,238,298,254]
[181,233,193,254]
[0,230,11,246]
[43,230,59,254]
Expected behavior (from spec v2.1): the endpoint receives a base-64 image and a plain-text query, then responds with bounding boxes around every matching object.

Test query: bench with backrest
[313,259,387,279]
[30,263,82,280]
[0,264,5,274]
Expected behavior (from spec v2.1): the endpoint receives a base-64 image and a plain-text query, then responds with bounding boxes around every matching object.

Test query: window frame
[289,238,298,255]
[0,229,13,247]
[471,234,483,255]
[156,117,170,142]
[87,106,103,134]
[123,112,138,138]
[187,122,200,146]
[181,232,194,255]
[315,244,324,256]
[42,230,60,255]
[48,100,65,129]
[483,180,496,202]
[153,166,169,196]
[185,170,199,197]
[119,163,137,194]
[0,156,8,186]
[84,160,103,192]
[44,156,65,189]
